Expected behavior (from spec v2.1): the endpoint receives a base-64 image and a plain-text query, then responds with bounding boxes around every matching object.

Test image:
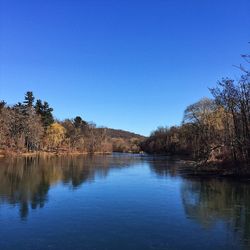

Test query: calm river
[0,154,249,249]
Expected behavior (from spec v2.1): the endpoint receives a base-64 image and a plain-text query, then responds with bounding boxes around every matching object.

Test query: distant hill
[95,127,146,153]
[104,128,146,140]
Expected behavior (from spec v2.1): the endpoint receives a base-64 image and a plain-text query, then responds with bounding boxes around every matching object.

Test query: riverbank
[1,150,249,178]
[141,152,250,178]
[179,160,250,178]
[0,149,112,158]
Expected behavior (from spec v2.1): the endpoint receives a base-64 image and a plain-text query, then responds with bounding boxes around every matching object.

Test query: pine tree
[24,91,35,107]
[35,99,43,115]
[43,101,54,127]
[74,116,87,127]
[35,100,54,128]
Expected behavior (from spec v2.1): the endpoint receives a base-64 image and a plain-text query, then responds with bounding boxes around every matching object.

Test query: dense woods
[0,54,249,170]
[141,54,250,168]
[0,93,143,155]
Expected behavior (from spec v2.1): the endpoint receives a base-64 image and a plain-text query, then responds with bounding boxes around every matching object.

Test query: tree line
[141,54,250,167]
[0,92,144,155]
[0,52,249,164]
[0,92,113,154]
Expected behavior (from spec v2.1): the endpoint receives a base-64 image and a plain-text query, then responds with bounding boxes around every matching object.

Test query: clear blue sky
[0,0,249,135]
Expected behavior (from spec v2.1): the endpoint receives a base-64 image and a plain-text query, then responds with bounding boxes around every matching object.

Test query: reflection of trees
[0,154,141,219]
[148,156,184,178]
[182,178,250,246]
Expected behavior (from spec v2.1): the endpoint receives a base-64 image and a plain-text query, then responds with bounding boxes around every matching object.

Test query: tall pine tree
[23,91,35,107]
[35,99,54,128]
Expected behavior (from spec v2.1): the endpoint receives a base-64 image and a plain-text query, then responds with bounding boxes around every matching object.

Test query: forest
[141,54,250,168]
[0,93,143,155]
[0,54,249,170]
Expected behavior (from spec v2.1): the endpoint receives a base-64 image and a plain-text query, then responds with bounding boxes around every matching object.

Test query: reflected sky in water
[0,154,249,250]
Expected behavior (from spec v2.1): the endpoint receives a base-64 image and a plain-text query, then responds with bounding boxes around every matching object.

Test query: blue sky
[0,0,249,135]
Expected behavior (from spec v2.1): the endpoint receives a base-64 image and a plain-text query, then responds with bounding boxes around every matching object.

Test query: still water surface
[0,154,250,250]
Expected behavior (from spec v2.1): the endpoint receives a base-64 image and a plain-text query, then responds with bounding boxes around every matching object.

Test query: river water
[0,154,249,249]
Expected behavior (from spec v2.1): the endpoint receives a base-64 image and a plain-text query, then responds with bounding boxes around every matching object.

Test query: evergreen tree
[42,101,54,127]
[0,101,6,111]
[74,116,87,128]
[35,99,43,115]
[24,91,35,107]
[35,100,54,128]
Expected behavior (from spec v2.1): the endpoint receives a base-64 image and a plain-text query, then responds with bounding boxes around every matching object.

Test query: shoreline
[0,149,145,158]
[1,150,249,179]
[179,161,250,179]
[0,150,112,158]
[140,153,249,178]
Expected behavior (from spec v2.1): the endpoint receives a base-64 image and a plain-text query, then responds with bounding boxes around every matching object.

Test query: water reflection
[1,154,250,249]
[144,157,250,248]
[182,177,250,246]
[0,154,141,219]
[147,156,184,177]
